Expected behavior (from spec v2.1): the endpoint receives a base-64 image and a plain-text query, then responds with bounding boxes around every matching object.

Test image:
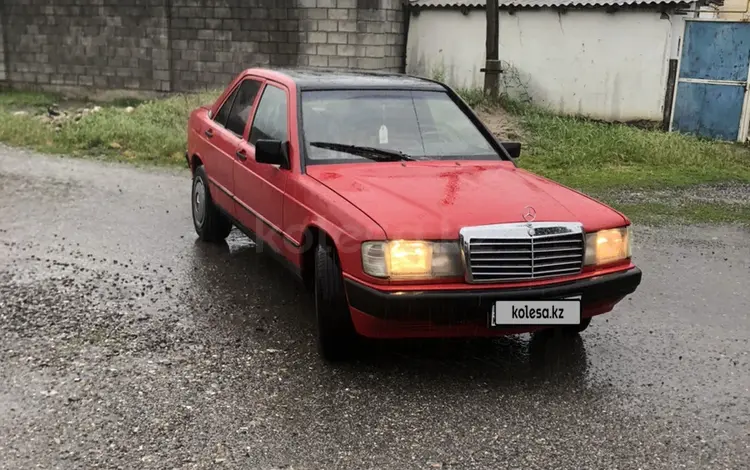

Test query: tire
[314,241,358,362]
[192,165,232,243]
[561,317,592,336]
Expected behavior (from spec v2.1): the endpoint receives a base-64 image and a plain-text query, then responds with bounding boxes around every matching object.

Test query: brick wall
[1,0,405,94]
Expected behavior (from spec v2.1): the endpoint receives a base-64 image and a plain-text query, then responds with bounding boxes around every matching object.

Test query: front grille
[460,222,585,283]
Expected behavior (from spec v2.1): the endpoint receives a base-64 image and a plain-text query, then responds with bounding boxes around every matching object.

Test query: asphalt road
[1,146,749,470]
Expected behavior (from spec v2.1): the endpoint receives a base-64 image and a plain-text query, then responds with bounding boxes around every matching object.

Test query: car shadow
[185,231,589,387]
[348,330,588,387]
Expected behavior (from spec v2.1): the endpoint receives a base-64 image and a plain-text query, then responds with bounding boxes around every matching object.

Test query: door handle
[235,149,247,161]
[204,128,214,138]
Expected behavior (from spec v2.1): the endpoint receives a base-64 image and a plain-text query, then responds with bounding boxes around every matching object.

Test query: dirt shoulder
[475,107,523,141]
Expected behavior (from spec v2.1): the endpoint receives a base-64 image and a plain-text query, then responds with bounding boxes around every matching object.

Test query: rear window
[300,89,499,164]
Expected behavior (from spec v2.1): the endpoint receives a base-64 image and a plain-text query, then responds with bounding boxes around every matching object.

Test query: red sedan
[186,68,642,361]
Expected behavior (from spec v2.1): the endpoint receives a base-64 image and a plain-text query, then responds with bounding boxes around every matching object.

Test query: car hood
[306,161,627,239]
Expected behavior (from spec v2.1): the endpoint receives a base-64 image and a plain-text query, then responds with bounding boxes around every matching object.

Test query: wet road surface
[1,146,749,469]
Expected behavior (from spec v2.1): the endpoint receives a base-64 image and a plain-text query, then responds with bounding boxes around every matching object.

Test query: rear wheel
[192,165,232,242]
[561,317,591,336]
[314,241,358,362]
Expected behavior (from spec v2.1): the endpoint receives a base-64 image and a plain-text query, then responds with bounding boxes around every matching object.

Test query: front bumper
[344,267,642,337]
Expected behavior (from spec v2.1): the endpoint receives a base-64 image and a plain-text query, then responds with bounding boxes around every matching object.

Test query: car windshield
[300,89,499,164]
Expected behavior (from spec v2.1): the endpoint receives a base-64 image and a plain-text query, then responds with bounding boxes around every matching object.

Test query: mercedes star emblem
[522,205,536,223]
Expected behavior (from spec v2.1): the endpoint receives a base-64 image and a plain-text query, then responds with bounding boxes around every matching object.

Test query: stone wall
[0,0,405,93]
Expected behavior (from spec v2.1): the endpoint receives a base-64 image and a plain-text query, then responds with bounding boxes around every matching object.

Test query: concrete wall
[406,7,686,122]
[0,0,405,93]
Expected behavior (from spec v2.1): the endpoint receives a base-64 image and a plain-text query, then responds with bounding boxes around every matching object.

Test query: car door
[203,78,263,219]
[233,82,291,256]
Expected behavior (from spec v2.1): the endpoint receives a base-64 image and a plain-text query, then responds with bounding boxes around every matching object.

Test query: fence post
[0,0,10,87]
[483,0,500,98]
[662,59,678,131]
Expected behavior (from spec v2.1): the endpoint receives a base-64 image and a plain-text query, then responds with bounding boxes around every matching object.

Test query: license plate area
[490,296,582,327]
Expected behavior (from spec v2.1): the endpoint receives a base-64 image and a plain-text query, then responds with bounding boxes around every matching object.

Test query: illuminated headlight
[361,240,464,279]
[584,226,632,266]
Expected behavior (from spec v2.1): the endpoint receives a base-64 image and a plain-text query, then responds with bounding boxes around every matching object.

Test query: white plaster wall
[718,0,749,20]
[406,8,688,121]
[405,10,487,89]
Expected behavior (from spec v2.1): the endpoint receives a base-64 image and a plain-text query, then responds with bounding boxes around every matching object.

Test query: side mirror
[255,139,289,168]
[500,141,521,160]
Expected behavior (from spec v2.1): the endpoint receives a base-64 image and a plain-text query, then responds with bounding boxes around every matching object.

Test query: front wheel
[192,165,232,242]
[314,242,358,362]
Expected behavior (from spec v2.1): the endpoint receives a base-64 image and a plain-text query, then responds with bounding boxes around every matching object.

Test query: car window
[214,87,239,127]
[249,85,288,145]
[300,90,498,163]
[225,79,262,136]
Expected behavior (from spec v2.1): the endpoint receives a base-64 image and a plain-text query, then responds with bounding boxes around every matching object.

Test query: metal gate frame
[669,18,750,142]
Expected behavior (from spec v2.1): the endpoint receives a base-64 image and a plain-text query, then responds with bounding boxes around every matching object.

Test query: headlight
[361,240,463,279]
[584,226,632,266]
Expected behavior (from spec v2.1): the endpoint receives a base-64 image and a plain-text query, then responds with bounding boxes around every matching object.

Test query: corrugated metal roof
[508,0,687,6]
[409,0,691,8]
[409,1,484,6]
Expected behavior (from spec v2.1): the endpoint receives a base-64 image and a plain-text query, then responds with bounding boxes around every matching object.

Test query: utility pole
[483,0,500,98]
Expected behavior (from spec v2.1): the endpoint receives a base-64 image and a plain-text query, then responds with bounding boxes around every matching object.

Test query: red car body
[186,68,642,356]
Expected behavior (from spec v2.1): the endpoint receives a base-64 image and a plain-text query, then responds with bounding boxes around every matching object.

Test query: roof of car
[252,67,447,91]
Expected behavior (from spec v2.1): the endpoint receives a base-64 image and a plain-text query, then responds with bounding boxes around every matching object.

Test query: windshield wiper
[309,141,415,162]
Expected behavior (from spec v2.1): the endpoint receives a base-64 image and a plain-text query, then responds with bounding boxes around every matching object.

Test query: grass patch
[506,105,750,192]
[0,90,220,166]
[109,97,148,108]
[0,90,62,108]
[456,87,500,109]
[612,201,750,226]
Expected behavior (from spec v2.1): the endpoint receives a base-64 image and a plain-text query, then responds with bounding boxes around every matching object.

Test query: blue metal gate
[670,20,750,142]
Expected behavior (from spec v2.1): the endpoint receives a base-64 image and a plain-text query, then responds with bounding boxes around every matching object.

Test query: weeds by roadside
[515,109,750,192]
[0,91,65,108]
[612,201,750,226]
[0,90,219,167]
